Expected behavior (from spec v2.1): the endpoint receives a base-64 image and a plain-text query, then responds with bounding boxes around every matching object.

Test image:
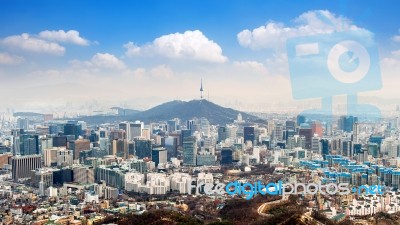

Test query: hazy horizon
[1,1,400,115]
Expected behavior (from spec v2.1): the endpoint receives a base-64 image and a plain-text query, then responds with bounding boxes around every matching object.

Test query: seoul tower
[200,78,204,99]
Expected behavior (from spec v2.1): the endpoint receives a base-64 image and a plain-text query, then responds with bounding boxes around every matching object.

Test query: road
[300,211,324,225]
[257,195,288,216]
[257,197,325,225]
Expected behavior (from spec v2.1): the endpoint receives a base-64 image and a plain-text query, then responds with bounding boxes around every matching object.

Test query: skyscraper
[167,120,177,133]
[183,136,197,166]
[353,143,363,155]
[119,122,130,140]
[130,121,143,139]
[200,118,210,137]
[320,139,330,160]
[186,120,195,131]
[64,121,82,139]
[221,147,233,165]
[152,147,167,166]
[226,125,237,140]
[128,141,135,158]
[312,122,323,138]
[20,134,39,155]
[142,128,151,140]
[109,130,126,140]
[342,140,353,157]
[112,139,127,159]
[274,123,284,142]
[135,138,152,159]
[180,129,192,146]
[298,128,313,149]
[52,135,67,147]
[164,136,178,159]
[352,122,359,143]
[311,135,320,151]
[338,116,358,132]
[69,138,90,160]
[218,126,227,143]
[43,147,58,167]
[243,126,255,144]
[40,138,53,155]
[368,143,379,158]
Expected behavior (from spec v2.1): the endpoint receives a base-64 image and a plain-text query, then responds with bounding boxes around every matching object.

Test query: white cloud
[39,30,89,46]
[70,53,126,70]
[1,33,65,55]
[237,10,364,50]
[124,30,227,63]
[90,53,126,69]
[0,52,24,65]
[123,42,141,56]
[233,61,268,74]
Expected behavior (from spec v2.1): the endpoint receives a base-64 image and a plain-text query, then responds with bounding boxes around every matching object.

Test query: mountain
[78,99,264,125]
[14,112,44,117]
[110,107,141,116]
[133,99,262,124]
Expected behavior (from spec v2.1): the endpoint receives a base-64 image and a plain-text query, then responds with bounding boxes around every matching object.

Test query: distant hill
[110,107,141,116]
[78,99,264,125]
[13,112,44,117]
[133,99,262,124]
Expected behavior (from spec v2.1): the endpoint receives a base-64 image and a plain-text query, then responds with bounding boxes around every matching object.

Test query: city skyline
[2,2,400,224]
[1,1,400,113]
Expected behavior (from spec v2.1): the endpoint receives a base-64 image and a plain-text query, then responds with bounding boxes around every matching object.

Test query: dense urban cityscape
[0,95,399,224]
[2,1,400,224]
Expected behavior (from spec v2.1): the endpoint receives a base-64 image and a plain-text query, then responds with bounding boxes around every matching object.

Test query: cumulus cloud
[123,42,141,56]
[124,30,227,63]
[70,53,126,70]
[237,10,365,50]
[91,53,125,69]
[0,52,24,65]
[1,33,65,55]
[39,30,89,46]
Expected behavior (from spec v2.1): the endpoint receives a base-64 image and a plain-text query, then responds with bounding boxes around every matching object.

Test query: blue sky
[2,1,399,57]
[0,0,399,112]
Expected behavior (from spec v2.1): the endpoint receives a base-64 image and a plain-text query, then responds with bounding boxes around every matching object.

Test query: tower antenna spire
[200,78,204,99]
